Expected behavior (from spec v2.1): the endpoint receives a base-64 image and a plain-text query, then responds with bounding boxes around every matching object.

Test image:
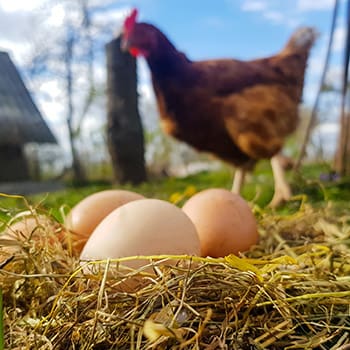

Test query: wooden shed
[0,51,57,182]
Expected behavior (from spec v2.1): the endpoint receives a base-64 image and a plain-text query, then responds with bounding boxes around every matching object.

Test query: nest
[1,201,350,349]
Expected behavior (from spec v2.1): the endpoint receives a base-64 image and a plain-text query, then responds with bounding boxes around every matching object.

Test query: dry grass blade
[1,203,350,349]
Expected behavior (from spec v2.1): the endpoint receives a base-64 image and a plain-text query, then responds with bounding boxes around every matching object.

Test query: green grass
[0,162,349,225]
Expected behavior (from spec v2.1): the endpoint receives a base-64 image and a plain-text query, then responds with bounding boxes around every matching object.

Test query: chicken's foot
[269,154,292,207]
[232,168,246,194]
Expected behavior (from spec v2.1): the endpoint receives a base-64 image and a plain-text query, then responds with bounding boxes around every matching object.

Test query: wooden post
[106,36,147,184]
[334,113,350,175]
[334,0,350,176]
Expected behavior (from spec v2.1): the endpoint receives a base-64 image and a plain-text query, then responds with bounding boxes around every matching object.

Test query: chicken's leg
[269,154,292,207]
[232,168,246,194]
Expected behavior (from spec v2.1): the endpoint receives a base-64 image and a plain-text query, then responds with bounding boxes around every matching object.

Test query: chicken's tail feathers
[284,27,318,53]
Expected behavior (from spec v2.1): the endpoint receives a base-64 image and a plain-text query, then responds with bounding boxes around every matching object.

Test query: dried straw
[1,201,350,349]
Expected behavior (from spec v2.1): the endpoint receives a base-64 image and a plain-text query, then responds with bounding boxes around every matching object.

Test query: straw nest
[1,200,350,349]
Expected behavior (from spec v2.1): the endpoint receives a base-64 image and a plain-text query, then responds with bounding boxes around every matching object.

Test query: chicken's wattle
[129,47,148,57]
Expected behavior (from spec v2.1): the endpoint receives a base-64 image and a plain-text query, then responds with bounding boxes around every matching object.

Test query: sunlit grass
[0,161,349,224]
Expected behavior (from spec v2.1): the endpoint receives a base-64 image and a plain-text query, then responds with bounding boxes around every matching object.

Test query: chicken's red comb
[124,8,138,33]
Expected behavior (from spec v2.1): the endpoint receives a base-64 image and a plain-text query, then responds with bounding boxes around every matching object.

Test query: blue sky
[126,0,333,59]
[118,1,339,55]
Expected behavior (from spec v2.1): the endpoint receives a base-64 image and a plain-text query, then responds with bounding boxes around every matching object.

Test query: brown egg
[2,215,60,241]
[0,221,23,260]
[182,188,258,257]
[0,214,62,262]
[65,190,144,255]
[80,199,200,271]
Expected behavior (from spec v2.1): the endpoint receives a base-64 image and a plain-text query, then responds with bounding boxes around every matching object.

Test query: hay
[1,200,350,349]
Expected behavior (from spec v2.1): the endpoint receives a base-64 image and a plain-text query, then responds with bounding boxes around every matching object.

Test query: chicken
[121,9,317,206]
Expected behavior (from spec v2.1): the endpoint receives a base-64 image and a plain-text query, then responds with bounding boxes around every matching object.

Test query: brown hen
[121,9,317,206]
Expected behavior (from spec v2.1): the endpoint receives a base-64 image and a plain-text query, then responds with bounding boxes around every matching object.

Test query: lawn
[0,160,348,222]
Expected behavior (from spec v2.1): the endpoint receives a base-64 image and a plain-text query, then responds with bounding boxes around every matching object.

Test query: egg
[2,215,60,241]
[182,188,258,257]
[80,198,200,271]
[0,214,62,262]
[65,189,144,255]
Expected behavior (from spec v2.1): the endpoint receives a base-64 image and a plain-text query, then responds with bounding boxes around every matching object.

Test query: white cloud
[262,10,300,28]
[137,59,158,132]
[95,6,130,23]
[35,80,67,143]
[139,82,155,102]
[239,1,301,27]
[0,40,31,63]
[263,10,284,23]
[201,16,227,30]
[94,5,130,36]
[0,0,42,12]
[325,65,343,89]
[241,0,267,12]
[308,47,327,76]
[332,26,346,52]
[297,0,334,11]
[315,122,339,133]
[0,8,35,41]
[94,65,106,83]
[46,4,66,27]
[138,58,152,86]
